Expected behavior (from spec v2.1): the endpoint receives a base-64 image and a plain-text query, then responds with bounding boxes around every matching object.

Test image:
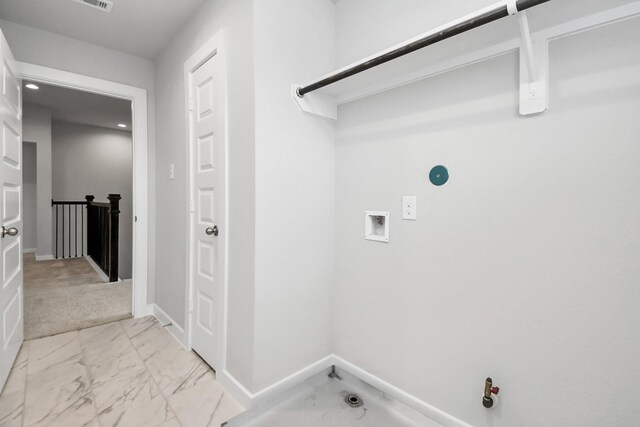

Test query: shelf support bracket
[517,11,548,116]
[292,85,337,120]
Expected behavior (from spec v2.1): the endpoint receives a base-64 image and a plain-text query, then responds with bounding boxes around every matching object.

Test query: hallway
[23,254,131,340]
[0,316,243,427]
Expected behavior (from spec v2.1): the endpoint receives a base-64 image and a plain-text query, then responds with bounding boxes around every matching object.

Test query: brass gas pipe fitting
[483,377,500,408]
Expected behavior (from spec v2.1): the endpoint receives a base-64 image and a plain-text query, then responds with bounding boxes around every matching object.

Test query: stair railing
[51,194,121,282]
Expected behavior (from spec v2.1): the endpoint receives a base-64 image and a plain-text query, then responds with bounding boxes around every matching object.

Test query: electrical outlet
[402,196,417,220]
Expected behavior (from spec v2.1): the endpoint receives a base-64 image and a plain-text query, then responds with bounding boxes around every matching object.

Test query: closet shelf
[292,0,640,120]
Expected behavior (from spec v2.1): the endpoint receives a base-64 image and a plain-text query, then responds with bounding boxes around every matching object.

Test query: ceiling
[23,82,132,131]
[0,0,206,59]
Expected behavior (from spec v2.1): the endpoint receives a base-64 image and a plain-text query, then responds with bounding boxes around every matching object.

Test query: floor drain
[345,393,363,408]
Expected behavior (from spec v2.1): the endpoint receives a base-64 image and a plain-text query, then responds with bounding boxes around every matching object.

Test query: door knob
[205,226,218,236]
[1,226,18,238]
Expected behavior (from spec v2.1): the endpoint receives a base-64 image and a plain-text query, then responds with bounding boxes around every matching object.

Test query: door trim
[17,62,149,318]
[184,29,229,369]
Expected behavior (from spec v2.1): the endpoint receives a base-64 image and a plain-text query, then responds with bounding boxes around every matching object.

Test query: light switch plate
[402,196,417,220]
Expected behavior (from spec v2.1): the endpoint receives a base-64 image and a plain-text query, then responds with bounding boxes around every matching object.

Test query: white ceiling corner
[0,0,207,59]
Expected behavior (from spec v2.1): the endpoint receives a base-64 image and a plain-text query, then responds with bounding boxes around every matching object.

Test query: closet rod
[296,0,551,98]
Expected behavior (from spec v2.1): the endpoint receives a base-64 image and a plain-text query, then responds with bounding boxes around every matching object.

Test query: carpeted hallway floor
[23,254,132,340]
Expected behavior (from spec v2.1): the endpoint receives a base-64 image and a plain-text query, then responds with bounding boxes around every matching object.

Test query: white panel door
[189,52,224,368]
[0,30,23,392]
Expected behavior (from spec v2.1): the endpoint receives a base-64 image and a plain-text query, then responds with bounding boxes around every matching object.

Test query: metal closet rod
[296,0,551,97]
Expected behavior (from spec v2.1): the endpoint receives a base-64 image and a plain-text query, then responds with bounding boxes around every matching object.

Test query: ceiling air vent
[71,0,114,13]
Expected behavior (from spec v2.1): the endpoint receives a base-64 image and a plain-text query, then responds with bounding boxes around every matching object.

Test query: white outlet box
[365,211,390,243]
[402,196,417,220]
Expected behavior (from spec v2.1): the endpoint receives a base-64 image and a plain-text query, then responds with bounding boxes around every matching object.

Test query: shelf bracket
[292,85,337,120]
[517,11,548,116]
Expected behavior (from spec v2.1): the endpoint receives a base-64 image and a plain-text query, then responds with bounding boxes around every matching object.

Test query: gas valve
[483,377,500,408]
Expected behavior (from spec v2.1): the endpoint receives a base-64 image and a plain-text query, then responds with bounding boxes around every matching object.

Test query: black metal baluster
[55,205,58,259]
[101,208,104,272]
[75,205,78,258]
[81,206,84,257]
[68,204,71,258]
[62,205,65,258]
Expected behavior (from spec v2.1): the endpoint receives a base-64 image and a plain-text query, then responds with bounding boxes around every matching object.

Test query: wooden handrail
[90,202,111,208]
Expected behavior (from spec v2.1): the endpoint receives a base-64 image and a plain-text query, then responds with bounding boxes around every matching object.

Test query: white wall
[22,142,37,251]
[0,19,157,300]
[51,121,133,279]
[252,0,335,391]
[154,0,256,389]
[22,104,52,258]
[335,0,495,67]
[155,0,335,394]
[333,6,640,427]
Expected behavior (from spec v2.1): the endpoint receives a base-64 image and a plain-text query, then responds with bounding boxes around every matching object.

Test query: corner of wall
[151,0,257,394]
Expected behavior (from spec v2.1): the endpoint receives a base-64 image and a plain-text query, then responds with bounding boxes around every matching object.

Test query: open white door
[188,48,225,368]
[0,29,23,392]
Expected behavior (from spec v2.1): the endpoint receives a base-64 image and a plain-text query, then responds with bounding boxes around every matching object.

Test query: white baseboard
[143,304,155,317]
[219,355,334,410]
[84,256,110,282]
[23,248,36,254]
[151,304,187,349]
[252,355,334,405]
[217,355,329,408]
[218,371,254,409]
[222,354,470,427]
[35,254,54,261]
[83,256,123,283]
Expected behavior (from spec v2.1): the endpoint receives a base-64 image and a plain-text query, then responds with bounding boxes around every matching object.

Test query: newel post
[85,195,95,259]
[108,194,121,282]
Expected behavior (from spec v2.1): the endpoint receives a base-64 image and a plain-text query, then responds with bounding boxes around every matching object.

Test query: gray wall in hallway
[22,104,52,259]
[51,121,133,280]
[22,142,37,251]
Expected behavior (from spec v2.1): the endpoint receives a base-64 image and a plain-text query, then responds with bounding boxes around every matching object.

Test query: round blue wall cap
[429,165,449,186]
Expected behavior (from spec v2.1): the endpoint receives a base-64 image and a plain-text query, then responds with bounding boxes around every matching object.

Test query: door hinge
[189,300,194,313]
[189,199,195,213]
[189,96,194,112]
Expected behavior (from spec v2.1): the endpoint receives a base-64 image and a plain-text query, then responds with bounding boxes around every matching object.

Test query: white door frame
[183,29,229,368]
[17,62,149,318]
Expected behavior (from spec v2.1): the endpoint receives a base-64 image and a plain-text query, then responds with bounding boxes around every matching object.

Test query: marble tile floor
[0,316,243,427]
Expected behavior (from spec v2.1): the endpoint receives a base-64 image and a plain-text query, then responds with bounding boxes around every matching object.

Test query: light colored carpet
[24,254,132,340]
